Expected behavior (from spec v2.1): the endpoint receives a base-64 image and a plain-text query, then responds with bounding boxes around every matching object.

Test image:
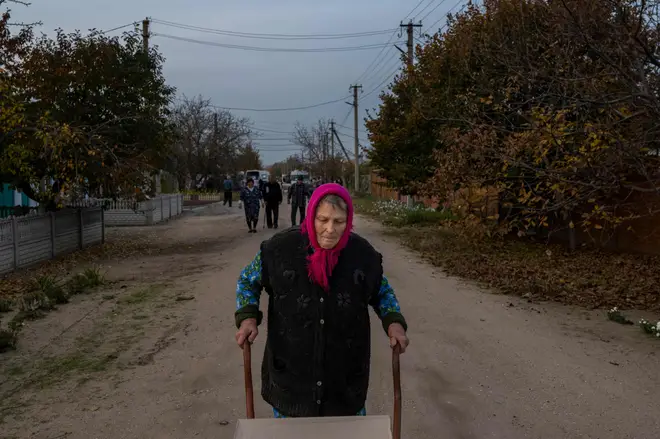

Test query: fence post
[146,200,154,225]
[50,212,56,257]
[101,207,105,244]
[11,216,18,269]
[79,209,84,249]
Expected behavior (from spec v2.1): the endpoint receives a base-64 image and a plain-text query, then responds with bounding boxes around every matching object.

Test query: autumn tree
[368,0,660,235]
[168,95,252,189]
[292,119,342,178]
[270,155,304,178]
[235,143,263,171]
[2,21,176,204]
[0,1,74,205]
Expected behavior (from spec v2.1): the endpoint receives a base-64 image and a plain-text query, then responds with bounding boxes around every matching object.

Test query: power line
[173,96,350,112]
[404,0,432,20]
[361,49,399,86]
[420,0,451,23]
[361,67,400,99]
[252,138,294,141]
[415,0,441,20]
[337,122,366,134]
[251,127,295,134]
[422,0,466,34]
[151,19,397,40]
[353,34,399,83]
[361,53,401,89]
[353,0,429,86]
[152,33,394,52]
[100,22,138,34]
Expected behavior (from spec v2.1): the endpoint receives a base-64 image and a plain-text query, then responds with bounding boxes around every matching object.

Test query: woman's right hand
[236,318,258,348]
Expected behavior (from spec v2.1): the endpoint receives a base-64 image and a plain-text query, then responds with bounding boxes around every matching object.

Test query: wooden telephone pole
[400,21,422,67]
[142,18,150,52]
[330,120,335,159]
[349,84,362,192]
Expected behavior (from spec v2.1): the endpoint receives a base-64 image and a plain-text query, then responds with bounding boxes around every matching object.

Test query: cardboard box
[233,415,392,439]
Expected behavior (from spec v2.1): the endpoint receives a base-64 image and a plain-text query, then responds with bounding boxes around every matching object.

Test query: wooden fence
[0,208,104,275]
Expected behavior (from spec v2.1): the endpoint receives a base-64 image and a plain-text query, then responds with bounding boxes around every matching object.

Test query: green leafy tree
[3,24,176,204]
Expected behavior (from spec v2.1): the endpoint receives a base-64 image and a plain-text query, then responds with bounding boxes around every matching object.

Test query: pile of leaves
[390,225,660,312]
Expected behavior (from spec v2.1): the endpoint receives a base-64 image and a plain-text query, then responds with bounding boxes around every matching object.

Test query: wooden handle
[243,342,255,419]
[392,344,402,439]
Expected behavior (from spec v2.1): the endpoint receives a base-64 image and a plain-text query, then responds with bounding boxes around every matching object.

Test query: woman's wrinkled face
[314,201,348,249]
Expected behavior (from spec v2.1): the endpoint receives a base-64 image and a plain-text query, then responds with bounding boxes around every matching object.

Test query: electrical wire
[415,0,441,21]
[360,49,400,86]
[422,0,466,35]
[337,122,366,134]
[404,0,432,20]
[251,127,295,135]
[100,22,138,34]
[361,66,400,99]
[361,53,401,89]
[353,0,431,85]
[353,34,399,84]
[152,33,394,52]
[172,95,350,112]
[209,96,350,112]
[420,0,451,22]
[151,19,397,40]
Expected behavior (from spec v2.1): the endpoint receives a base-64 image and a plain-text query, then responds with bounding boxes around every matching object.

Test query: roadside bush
[68,266,106,295]
[34,275,68,304]
[357,198,455,227]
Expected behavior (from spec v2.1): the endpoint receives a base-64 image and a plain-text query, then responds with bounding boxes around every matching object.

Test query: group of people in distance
[229,174,343,233]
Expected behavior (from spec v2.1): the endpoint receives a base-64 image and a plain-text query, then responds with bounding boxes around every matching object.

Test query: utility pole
[330,120,335,159]
[213,112,219,172]
[142,18,150,53]
[324,131,329,180]
[400,20,422,67]
[349,84,362,192]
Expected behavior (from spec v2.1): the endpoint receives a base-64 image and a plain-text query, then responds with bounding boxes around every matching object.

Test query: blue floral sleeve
[373,276,402,317]
[236,251,263,310]
[371,275,408,333]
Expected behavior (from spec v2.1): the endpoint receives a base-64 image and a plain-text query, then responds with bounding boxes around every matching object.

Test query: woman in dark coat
[239,177,264,233]
[234,183,409,418]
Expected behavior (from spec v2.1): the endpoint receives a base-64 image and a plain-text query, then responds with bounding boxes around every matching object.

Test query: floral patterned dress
[240,186,262,223]
[235,250,404,418]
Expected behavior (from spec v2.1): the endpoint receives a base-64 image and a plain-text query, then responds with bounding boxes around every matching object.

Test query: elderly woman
[239,177,264,233]
[235,183,409,418]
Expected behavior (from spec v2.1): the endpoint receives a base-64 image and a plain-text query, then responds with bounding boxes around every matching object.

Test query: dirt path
[1,204,659,439]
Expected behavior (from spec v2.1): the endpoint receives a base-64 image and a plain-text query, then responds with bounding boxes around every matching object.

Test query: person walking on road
[287,175,310,226]
[263,175,283,229]
[235,183,409,418]
[223,175,233,207]
[239,178,264,233]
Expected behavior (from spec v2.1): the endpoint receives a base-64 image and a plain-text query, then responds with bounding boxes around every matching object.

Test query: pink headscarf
[300,183,354,291]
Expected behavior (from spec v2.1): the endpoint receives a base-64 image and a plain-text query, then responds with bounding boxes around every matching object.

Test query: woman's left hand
[387,323,409,354]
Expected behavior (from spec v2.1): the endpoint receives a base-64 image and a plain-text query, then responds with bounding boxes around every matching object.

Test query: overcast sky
[15,0,462,165]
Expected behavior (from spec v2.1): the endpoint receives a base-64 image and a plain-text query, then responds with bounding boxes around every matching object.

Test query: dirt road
[1,203,659,439]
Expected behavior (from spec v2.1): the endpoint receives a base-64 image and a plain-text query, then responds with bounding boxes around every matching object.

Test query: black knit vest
[259,227,383,417]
